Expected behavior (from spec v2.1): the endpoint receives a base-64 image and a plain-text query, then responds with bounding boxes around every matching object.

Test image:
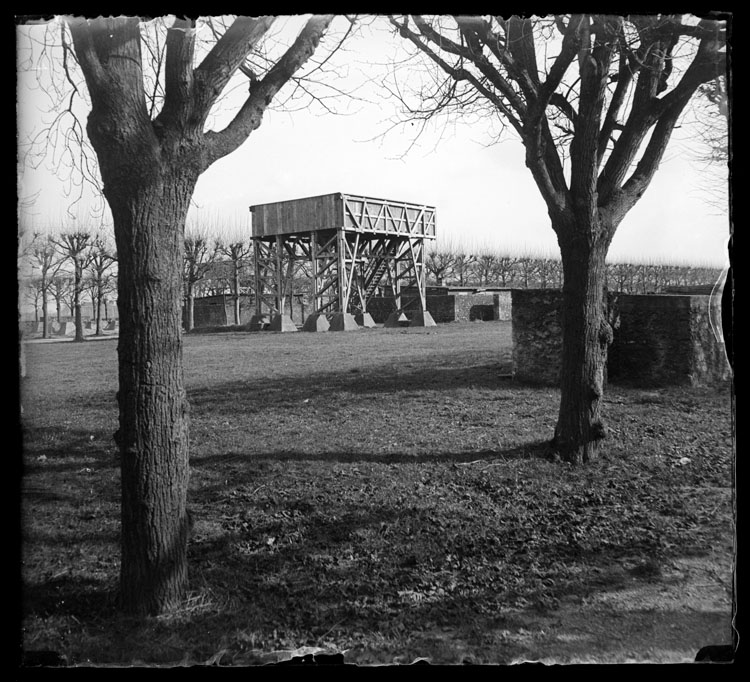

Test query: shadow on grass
[23,575,118,622]
[21,486,726,665]
[22,425,118,474]
[190,441,553,473]
[24,528,119,548]
[188,362,516,407]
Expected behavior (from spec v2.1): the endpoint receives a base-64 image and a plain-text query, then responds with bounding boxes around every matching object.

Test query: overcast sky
[16,15,731,267]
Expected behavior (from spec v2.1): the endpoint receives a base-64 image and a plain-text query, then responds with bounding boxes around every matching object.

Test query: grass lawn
[19,322,735,665]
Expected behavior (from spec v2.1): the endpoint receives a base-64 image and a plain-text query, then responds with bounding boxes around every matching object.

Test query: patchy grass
[20,322,734,665]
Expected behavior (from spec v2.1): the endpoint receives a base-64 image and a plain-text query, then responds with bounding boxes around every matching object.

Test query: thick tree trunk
[95,291,102,335]
[552,231,613,464]
[108,173,194,616]
[73,267,85,342]
[65,11,334,618]
[42,292,49,339]
[185,288,195,332]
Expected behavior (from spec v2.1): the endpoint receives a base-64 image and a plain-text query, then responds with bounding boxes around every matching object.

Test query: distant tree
[217,238,253,325]
[85,234,117,335]
[23,278,43,323]
[25,232,66,338]
[492,255,518,287]
[390,14,726,462]
[61,284,76,319]
[50,274,73,324]
[515,255,537,289]
[606,261,630,293]
[451,250,476,286]
[425,247,455,285]
[183,230,220,331]
[474,249,498,286]
[50,231,95,341]
[537,256,560,289]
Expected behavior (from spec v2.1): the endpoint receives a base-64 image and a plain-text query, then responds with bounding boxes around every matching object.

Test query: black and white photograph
[16,13,734,667]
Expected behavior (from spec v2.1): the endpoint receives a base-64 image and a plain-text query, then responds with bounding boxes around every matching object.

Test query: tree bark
[233,264,241,325]
[185,287,195,332]
[73,262,85,342]
[108,171,194,615]
[66,13,334,616]
[42,289,49,338]
[73,16,198,614]
[95,289,102,335]
[553,226,613,463]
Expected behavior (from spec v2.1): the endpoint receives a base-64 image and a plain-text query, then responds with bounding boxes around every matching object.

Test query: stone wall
[607,294,730,387]
[188,294,315,328]
[688,297,732,386]
[367,290,512,324]
[511,290,731,387]
[511,289,564,384]
[189,295,255,328]
[494,292,512,321]
[454,292,495,322]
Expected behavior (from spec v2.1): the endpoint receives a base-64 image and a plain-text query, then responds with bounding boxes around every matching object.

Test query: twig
[317,619,345,644]
[481,462,508,470]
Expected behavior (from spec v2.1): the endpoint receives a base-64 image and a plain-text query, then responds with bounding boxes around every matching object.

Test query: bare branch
[201,14,334,167]
[191,16,276,122]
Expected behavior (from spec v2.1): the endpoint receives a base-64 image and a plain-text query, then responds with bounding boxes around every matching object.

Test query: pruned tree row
[20,225,724,339]
[421,245,722,293]
[20,229,117,339]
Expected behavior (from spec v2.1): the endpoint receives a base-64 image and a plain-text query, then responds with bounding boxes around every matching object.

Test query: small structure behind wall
[250,193,437,330]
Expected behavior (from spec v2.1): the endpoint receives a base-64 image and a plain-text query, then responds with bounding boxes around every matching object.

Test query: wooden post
[337,230,345,314]
[253,238,262,317]
[311,235,320,314]
[275,235,284,315]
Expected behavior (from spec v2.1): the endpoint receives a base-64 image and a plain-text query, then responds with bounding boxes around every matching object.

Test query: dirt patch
[341,541,734,665]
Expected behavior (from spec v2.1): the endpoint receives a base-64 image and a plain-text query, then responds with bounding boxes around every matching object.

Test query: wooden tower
[250,193,437,330]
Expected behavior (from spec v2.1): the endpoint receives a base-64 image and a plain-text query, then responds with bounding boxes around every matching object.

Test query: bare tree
[50,230,95,341]
[537,255,560,289]
[515,254,538,289]
[49,274,72,324]
[606,261,630,293]
[216,240,253,325]
[85,234,117,335]
[425,247,455,285]
[23,232,66,338]
[21,14,339,615]
[450,249,476,286]
[389,14,726,462]
[183,227,220,332]
[492,255,518,287]
[22,279,43,324]
[214,217,254,325]
[474,248,498,286]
